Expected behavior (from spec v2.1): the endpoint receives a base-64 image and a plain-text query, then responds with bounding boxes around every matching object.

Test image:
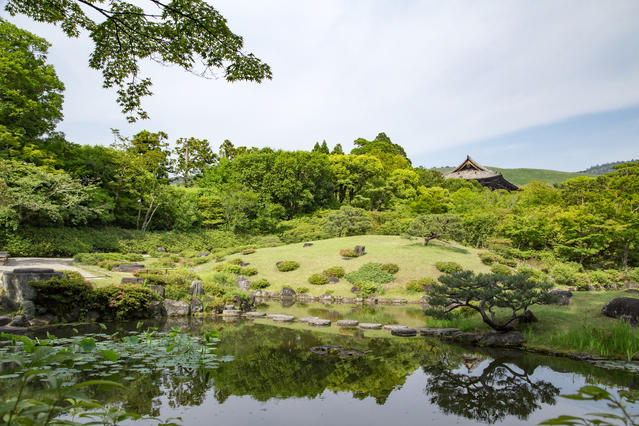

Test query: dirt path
[0,257,105,279]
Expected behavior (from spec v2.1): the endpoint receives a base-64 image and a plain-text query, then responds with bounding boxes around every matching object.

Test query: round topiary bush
[277,261,300,272]
[308,273,330,285]
[249,279,271,290]
[340,248,359,258]
[435,261,463,274]
[405,277,436,293]
[296,286,310,294]
[381,263,399,274]
[491,264,513,275]
[239,267,258,276]
[356,281,383,297]
[323,266,345,278]
[228,258,244,265]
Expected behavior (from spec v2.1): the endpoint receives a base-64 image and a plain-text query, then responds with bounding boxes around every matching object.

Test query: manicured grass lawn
[196,235,490,299]
[75,257,161,287]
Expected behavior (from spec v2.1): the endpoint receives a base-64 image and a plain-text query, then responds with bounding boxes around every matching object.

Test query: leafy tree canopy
[4,0,272,121]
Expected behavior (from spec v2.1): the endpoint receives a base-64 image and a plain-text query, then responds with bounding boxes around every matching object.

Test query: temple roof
[444,156,519,191]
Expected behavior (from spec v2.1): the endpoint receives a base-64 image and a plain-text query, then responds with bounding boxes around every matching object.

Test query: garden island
[1,1,638,425]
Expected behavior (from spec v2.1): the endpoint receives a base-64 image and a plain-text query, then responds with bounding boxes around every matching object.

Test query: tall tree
[173,137,216,186]
[5,0,272,121]
[0,19,64,157]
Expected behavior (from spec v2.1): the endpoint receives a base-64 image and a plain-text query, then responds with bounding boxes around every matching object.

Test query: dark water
[9,303,639,426]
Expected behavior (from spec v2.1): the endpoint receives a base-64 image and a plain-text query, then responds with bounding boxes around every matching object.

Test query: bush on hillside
[356,281,383,297]
[491,264,513,275]
[30,275,93,318]
[93,285,155,320]
[239,267,258,276]
[435,261,463,274]
[296,287,309,294]
[136,269,198,287]
[550,262,581,287]
[250,279,271,290]
[202,282,226,297]
[478,252,500,265]
[345,263,394,285]
[308,273,329,285]
[277,261,300,272]
[323,266,345,278]
[74,252,144,265]
[381,263,399,274]
[405,277,436,293]
[340,248,359,258]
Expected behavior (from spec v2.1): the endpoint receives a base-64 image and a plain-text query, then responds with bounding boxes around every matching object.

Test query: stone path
[0,257,102,279]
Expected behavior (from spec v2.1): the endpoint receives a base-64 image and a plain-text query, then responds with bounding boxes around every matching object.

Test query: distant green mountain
[579,160,636,176]
[432,166,591,186]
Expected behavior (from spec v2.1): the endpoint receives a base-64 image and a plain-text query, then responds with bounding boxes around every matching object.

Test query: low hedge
[277,261,300,272]
[345,263,394,285]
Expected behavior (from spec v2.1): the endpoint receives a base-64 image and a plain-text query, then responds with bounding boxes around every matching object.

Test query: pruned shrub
[203,271,236,287]
[491,264,512,275]
[250,279,271,290]
[405,277,436,293]
[97,259,120,271]
[340,248,359,258]
[550,262,581,287]
[228,258,244,265]
[202,283,226,297]
[308,273,329,285]
[92,285,155,320]
[213,263,241,274]
[191,256,211,266]
[345,263,394,284]
[356,281,383,297]
[435,261,463,274]
[516,264,547,281]
[30,275,93,318]
[242,248,256,255]
[323,266,345,278]
[136,268,198,287]
[74,252,144,265]
[239,267,258,276]
[296,287,309,294]
[478,252,500,265]
[277,261,300,272]
[381,263,399,274]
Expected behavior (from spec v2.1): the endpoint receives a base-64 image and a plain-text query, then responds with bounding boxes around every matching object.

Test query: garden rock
[337,319,359,328]
[86,311,101,322]
[601,297,639,326]
[267,314,294,322]
[198,252,210,257]
[319,294,333,302]
[0,296,17,312]
[420,328,460,337]
[121,277,145,284]
[9,315,30,327]
[479,331,525,347]
[299,317,318,323]
[61,307,81,323]
[237,276,251,291]
[244,311,267,318]
[391,298,407,305]
[359,323,382,330]
[190,298,203,314]
[189,280,204,296]
[21,300,35,319]
[222,309,241,316]
[163,300,190,316]
[280,298,296,308]
[354,245,365,256]
[3,268,63,305]
[157,247,166,252]
[0,316,11,326]
[391,328,417,337]
[303,243,313,248]
[31,314,57,326]
[549,290,572,306]
[308,318,331,327]
[328,277,339,284]
[112,264,145,273]
[149,301,166,317]
[384,324,408,331]
[280,287,296,299]
[519,310,538,323]
[625,289,639,295]
[350,286,360,294]
[342,297,355,304]
[149,285,165,299]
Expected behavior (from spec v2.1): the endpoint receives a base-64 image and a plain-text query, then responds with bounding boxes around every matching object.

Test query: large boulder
[8,315,30,327]
[190,298,203,315]
[548,290,573,306]
[602,297,639,326]
[3,268,63,305]
[163,299,190,316]
[237,276,250,291]
[189,280,204,296]
[354,245,365,256]
[479,331,525,347]
[112,264,145,273]
[0,316,11,326]
[149,285,165,299]
[280,287,296,299]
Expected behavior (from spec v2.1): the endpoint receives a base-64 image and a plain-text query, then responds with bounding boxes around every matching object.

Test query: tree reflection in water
[423,356,560,423]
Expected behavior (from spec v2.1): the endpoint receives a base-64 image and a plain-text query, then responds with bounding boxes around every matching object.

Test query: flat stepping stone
[392,328,417,337]
[420,327,460,337]
[308,318,331,327]
[222,310,242,316]
[244,311,267,318]
[391,298,408,304]
[337,320,359,328]
[268,314,295,322]
[298,316,319,323]
[383,324,409,331]
[359,323,382,330]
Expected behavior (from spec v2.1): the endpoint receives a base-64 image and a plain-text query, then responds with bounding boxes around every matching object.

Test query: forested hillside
[580,160,636,176]
[1,19,638,273]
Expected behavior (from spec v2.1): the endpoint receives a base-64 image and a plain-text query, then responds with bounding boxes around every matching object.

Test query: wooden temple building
[444,156,519,191]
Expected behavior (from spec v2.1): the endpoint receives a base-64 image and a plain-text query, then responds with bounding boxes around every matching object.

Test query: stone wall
[2,268,64,317]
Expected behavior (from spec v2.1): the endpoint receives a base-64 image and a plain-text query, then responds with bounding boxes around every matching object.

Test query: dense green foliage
[276,261,300,272]
[323,266,345,278]
[308,273,330,285]
[345,262,395,285]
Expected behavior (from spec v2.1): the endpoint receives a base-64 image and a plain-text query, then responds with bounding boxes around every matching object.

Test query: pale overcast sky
[4,1,639,170]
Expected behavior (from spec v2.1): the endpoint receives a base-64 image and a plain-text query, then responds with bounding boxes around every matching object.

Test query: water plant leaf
[100,350,121,362]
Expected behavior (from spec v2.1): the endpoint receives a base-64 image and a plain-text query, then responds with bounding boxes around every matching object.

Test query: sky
[4,1,639,171]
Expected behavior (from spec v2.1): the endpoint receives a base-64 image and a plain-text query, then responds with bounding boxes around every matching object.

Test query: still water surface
[14,302,639,425]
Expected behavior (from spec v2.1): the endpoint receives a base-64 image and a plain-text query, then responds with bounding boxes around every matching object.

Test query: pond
[2,302,639,425]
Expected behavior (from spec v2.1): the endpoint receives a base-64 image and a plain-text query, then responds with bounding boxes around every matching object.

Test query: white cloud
[4,0,639,163]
